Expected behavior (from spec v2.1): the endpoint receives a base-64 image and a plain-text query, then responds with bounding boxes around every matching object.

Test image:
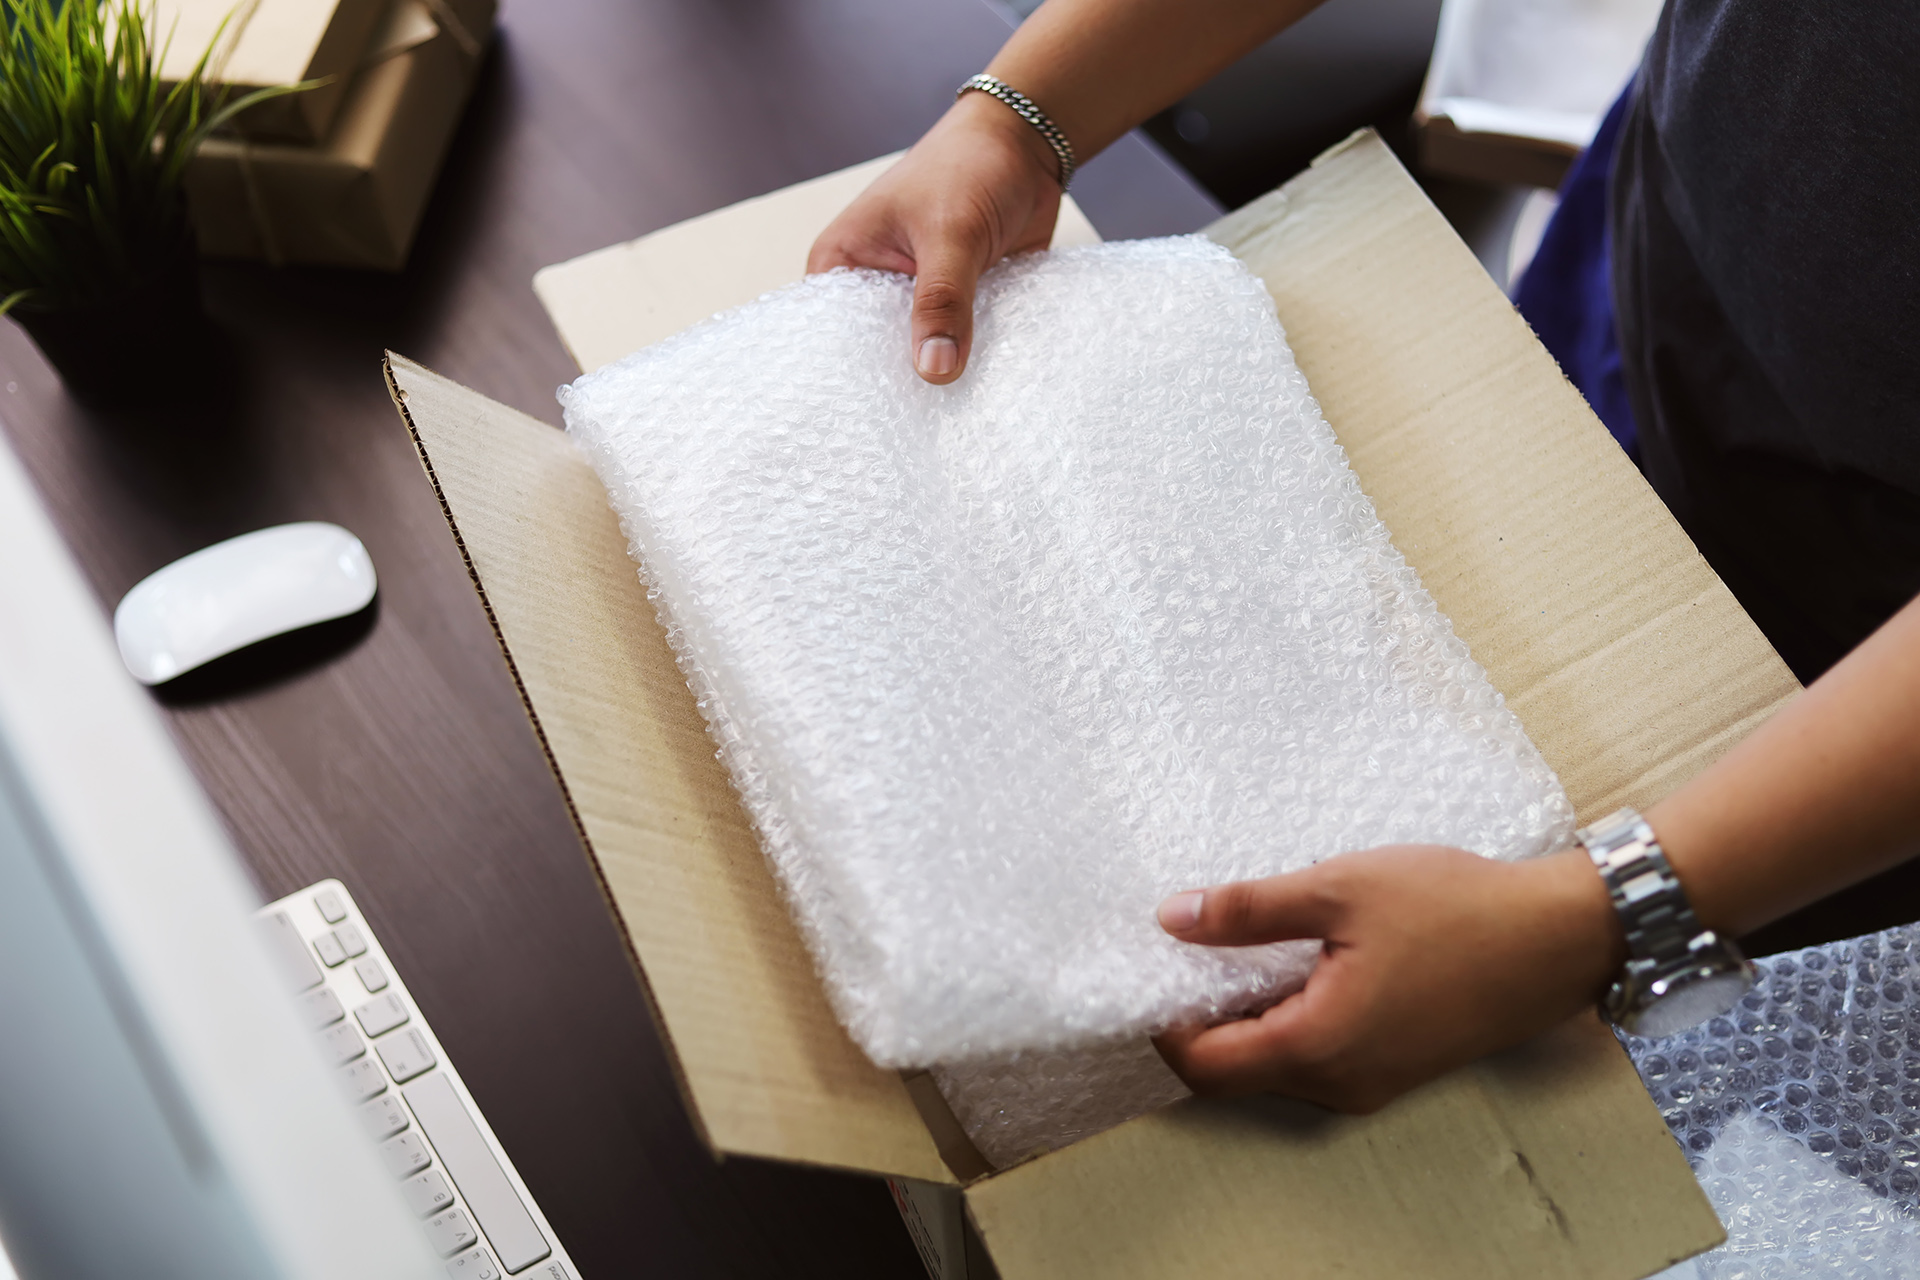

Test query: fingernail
[916,335,958,378]
[1158,891,1204,933]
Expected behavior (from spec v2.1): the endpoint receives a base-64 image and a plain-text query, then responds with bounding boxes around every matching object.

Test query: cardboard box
[387,132,1800,1278]
[156,0,391,144]
[183,0,491,270]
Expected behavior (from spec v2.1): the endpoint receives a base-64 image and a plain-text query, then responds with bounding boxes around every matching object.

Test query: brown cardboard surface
[532,155,1102,375]
[968,1015,1706,1280]
[1206,131,1798,822]
[383,354,952,1183]
[382,128,1783,1275]
[157,0,389,143]
[360,0,441,66]
[184,0,491,270]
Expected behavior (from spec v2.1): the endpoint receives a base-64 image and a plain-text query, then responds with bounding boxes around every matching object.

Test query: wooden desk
[0,2,1217,1275]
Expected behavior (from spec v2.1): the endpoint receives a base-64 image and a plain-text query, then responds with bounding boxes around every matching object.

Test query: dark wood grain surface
[0,3,1217,1277]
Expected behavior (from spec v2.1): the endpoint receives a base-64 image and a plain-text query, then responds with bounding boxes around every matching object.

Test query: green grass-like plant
[0,0,295,315]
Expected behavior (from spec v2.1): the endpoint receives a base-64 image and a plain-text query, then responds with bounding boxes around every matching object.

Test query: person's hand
[807,91,1064,385]
[1152,845,1625,1114]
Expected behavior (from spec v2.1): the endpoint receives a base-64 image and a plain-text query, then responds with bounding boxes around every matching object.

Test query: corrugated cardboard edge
[382,353,953,1184]
[530,154,1103,376]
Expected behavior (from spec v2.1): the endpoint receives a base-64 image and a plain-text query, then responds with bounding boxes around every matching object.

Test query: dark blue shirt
[1610,0,1920,681]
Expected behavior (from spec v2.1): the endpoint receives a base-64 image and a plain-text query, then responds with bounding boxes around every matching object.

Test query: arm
[807,0,1321,382]
[1155,593,1920,1113]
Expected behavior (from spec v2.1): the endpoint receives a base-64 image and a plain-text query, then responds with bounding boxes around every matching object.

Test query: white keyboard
[258,880,581,1280]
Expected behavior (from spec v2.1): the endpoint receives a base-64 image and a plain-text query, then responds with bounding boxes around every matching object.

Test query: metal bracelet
[1577,807,1704,970]
[957,73,1077,190]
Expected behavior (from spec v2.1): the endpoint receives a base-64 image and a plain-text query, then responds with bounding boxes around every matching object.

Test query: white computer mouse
[114,522,377,685]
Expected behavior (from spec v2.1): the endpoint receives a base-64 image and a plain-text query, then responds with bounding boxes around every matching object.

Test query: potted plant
[0,0,292,404]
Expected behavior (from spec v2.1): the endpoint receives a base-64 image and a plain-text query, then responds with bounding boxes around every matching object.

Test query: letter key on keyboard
[313,932,348,967]
[340,1057,386,1102]
[404,1169,455,1219]
[320,1021,366,1067]
[426,1207,479,1257]
[380,1131,431,1179]
[299,986,345,1029]
[361,1094,409,1141]
[445,1248,500,1279]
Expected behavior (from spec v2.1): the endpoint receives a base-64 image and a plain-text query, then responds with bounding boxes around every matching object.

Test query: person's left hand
[1152,845,1625,1114]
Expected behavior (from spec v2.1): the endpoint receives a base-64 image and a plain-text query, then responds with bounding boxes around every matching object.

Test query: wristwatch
[1576,807,1755,1038]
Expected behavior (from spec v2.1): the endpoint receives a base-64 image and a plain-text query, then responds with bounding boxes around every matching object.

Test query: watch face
[1630,968,1754,1040]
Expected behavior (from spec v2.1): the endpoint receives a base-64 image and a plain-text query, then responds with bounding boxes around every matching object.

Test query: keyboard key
[403,1169,456,1219]
[314,889,347,923]
[313,932,348,967]
[355,992,409,1038]
[298,986,345,1029]
[355,956,390,992]
[335,923,368,958]
[378,1028,436,1083]
[518,1262,572,1280]
[320,1021,366,1067]
[380,1131,431,1179]
[425,1207,478,1258]
[261,912,323,992]
[405,1074,551,1273]
[340,1057,387,1102]
[361,1093,409,1141]
[445,1246,499,1279]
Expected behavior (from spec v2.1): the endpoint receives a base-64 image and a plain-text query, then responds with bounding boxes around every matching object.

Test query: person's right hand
[807,90,1066,385]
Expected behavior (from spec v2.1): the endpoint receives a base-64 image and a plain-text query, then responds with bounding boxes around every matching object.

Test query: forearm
[1651,593,1920,938]
[985,0,1323,161]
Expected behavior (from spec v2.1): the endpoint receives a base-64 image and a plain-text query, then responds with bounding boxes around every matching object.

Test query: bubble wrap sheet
[1633,924,1920,1279]
[561,237,1573,1158]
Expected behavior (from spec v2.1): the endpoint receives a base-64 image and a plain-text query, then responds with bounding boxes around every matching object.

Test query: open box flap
[967,1014,1706,1280]
[384,353,952,1183]
[1208,132,1797,821]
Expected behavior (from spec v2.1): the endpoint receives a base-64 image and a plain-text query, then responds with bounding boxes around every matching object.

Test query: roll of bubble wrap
[1632,924,1920,1278]
[560,237,1575,1077]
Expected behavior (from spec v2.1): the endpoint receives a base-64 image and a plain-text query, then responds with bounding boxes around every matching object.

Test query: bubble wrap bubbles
[932,1039,1193,1169]
[560,237,1574,1073]
[1631,924,1920,1278]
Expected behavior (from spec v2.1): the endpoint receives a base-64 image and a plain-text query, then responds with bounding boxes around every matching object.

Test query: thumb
[1157,868,1342,947]
[909,241,982,385]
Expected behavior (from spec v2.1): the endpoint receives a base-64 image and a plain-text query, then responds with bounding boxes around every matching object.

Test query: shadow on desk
[154,601,381,708]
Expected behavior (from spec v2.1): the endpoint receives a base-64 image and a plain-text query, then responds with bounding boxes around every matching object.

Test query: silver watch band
[1577,807,1706,975]
[957,73,1077,189]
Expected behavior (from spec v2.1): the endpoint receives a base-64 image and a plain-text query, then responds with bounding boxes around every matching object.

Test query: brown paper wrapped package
[183,0,492,270]
[383,133,1798,1279]
[156,0,390,144]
